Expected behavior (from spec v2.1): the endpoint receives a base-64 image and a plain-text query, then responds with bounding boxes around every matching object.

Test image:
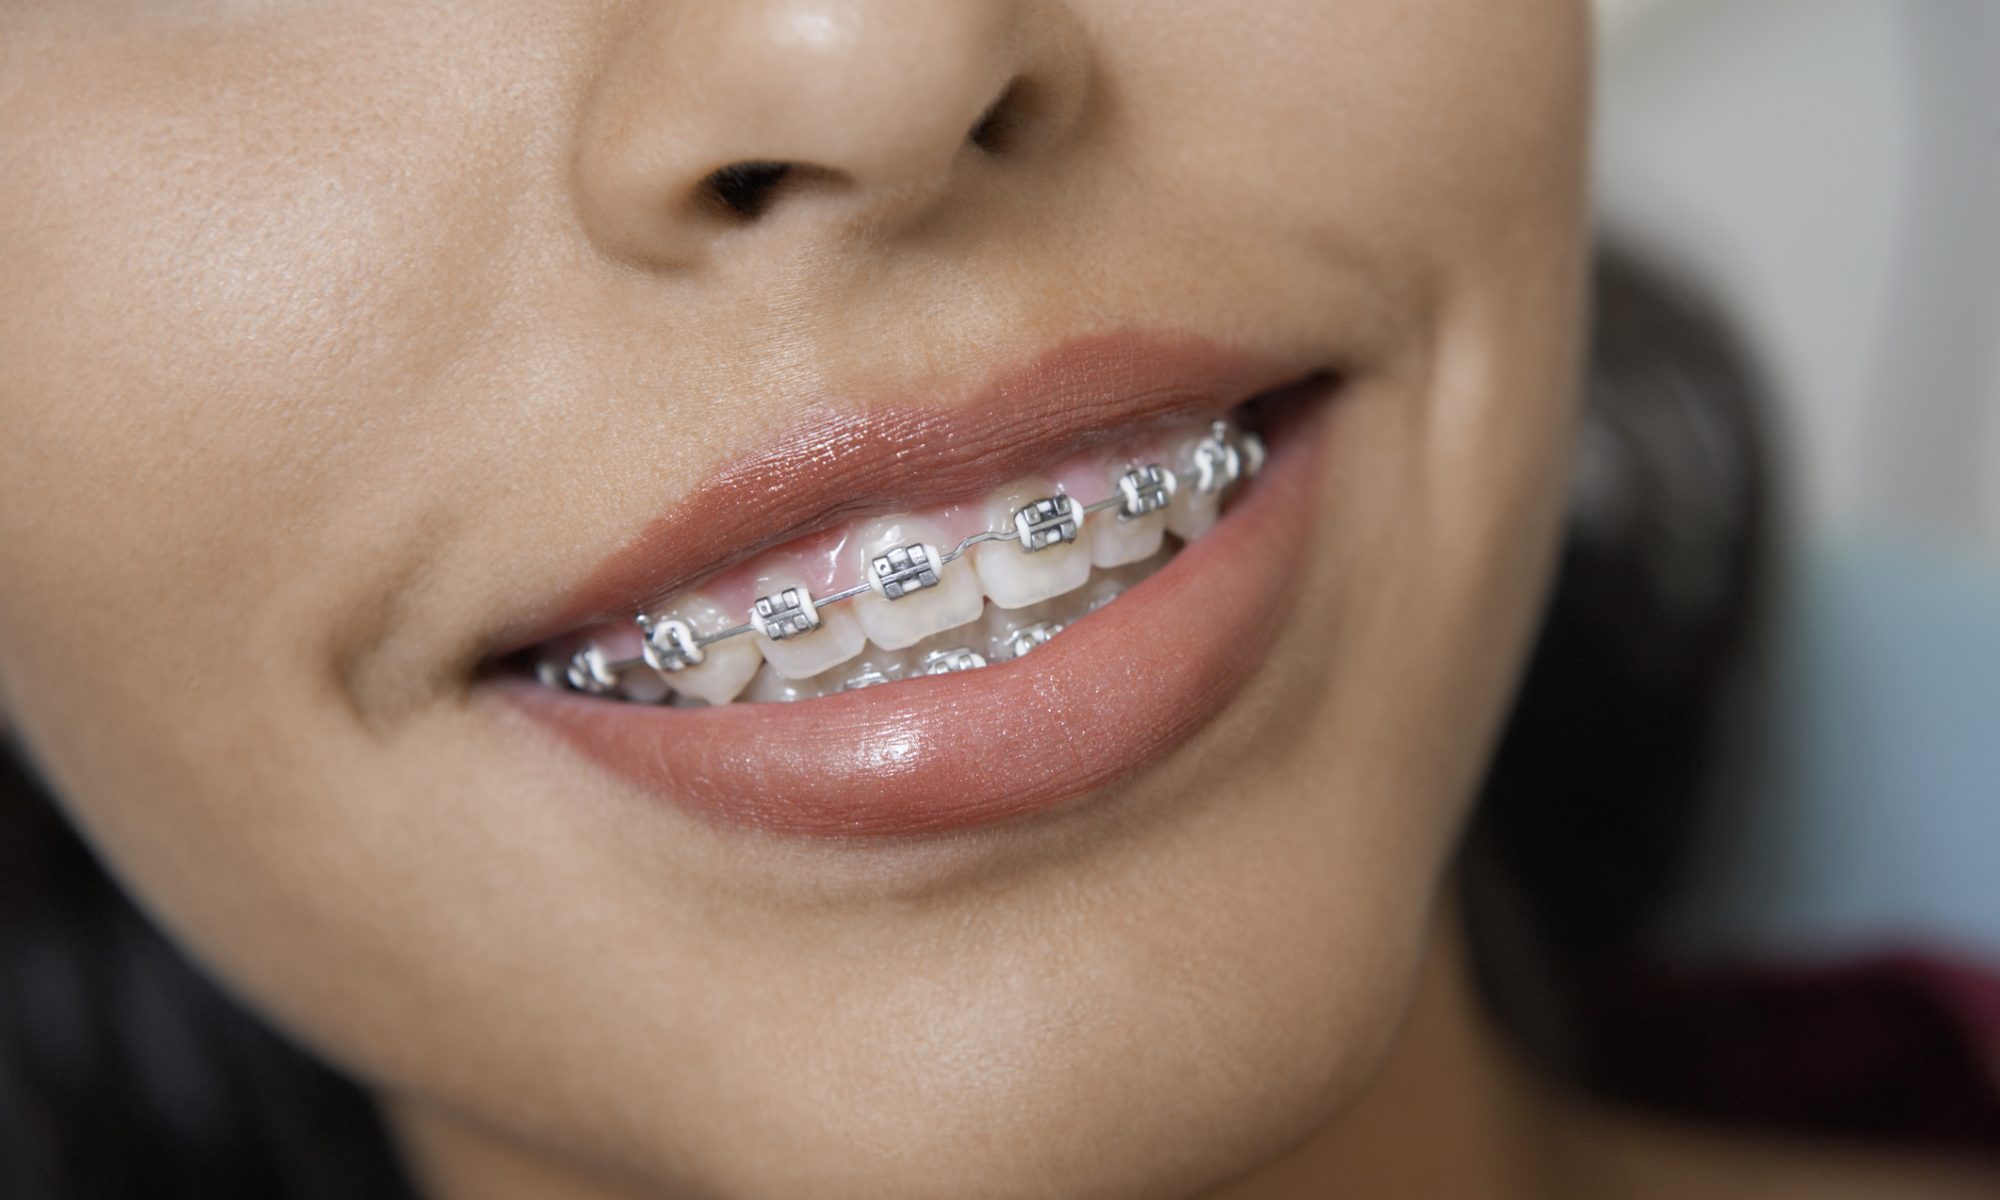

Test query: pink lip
[494,333,1333,837]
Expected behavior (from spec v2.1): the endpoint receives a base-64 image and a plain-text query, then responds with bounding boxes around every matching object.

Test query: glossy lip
[498,403,1329,839]
[491,332,1318,648]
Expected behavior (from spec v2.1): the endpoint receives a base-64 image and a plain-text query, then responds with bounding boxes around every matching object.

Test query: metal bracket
[869,542,943,601]
[1115,464,1176,518]
[1012,495,1083,551]
[1001,621,1064,660]
[920,647,988,675]
[639,615,705,673]
[751,586,821,640]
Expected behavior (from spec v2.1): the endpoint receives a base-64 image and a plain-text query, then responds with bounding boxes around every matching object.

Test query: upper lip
[495,331,1318,657]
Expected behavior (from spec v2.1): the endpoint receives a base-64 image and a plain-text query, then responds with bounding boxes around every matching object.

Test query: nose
[574,0,1088,267]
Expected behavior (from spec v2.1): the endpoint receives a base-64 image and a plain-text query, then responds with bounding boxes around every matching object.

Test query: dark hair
[1459,246,1775,1078]
[0,246,1774,1198]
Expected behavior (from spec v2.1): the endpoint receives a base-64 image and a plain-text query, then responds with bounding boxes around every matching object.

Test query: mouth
[490,334,1339,838]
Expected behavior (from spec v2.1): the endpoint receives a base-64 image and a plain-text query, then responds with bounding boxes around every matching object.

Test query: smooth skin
[0,3,1988,1197]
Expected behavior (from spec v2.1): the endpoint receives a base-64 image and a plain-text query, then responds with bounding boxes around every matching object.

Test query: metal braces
[835,646,991,695]
[559,421,1263,696]
[1000,621,1064,660]
[1013,495,1084,551]
[751,586,819,641]
[921,647,988,674]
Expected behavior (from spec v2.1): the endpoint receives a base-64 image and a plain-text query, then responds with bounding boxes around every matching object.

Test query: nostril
[698,160,795,220]
[967,77,1027,154]
[683,75,1032,231]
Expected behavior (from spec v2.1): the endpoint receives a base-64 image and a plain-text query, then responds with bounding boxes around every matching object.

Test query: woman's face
[0,2,1589,1196]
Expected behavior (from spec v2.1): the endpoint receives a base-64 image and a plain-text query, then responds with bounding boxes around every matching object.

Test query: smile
[493,334,1339,838]
[539,416,1265,705]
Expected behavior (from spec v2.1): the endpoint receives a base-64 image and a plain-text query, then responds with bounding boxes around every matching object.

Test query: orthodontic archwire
[551,420,1266,696]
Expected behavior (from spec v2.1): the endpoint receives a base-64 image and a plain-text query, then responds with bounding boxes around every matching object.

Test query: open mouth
[492,334,1338,838]
[528,414,1271,706]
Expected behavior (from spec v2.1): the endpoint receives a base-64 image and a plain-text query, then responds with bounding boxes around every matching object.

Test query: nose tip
[573,0,1083,267]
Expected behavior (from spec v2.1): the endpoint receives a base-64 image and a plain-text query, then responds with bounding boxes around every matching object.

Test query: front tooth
[1091,462,1170,568]
[851,516,985,651]
[970,476,1093,609]
[748,575,868,681]
[648,592,762,705]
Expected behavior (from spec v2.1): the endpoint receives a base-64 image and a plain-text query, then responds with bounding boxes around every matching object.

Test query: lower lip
[501,397,1329,839]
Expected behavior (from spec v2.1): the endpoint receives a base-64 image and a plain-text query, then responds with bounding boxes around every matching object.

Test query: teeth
[979,597,1060,662]
[835,645,917,692]
[538,418,1268,704]
[1166,422,1246,540]
[647,592,763,706]
[1164,438,1223,540]
[639,615,705,673]
[617,667,672,704]
[1002,621,1063,659]
[742,662,840,704]
[919,646,988,674]
[1091,462,1169,568]
[850,516,985,651]
[651,533,1183,703]
[1077,570,1132,615]
[748,574,868,681]
[971,476,1093,609]
[564,643,620,696]
[1094,547,1174,604]
[1239,431,1267,479]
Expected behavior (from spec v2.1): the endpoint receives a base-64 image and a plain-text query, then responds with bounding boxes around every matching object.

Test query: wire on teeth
[1001,621,1063,660]
[869,542,944,600]
[639,615,705,672]
[556,421,1265,693]
[1114,463,1176,519]
[921,647,987,675]
[751,586,820,640]
[565,644,620,695]
[1191,419,1246,496]
[844,666,896,691]
[1012,495,1083,551]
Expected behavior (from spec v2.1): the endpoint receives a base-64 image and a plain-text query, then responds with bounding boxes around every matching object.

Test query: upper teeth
[548,419,1262,704]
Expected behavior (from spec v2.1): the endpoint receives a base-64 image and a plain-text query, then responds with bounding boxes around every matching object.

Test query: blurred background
[1595,0,2000,969]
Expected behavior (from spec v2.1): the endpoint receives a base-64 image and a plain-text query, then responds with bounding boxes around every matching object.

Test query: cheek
[0,16,538,742]
[0,19,561,988]
[1096,0,1592,250]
